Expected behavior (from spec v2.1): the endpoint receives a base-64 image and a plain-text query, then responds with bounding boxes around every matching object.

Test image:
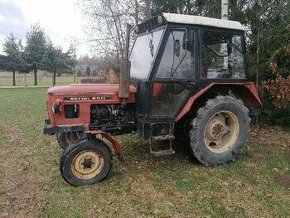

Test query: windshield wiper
[170,52,187,78]
[206,45,227,57]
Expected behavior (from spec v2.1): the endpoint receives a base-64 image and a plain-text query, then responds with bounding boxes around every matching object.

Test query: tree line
[0,24,76,86]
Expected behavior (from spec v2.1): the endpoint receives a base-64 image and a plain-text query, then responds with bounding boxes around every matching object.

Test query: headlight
[52,104,60,114]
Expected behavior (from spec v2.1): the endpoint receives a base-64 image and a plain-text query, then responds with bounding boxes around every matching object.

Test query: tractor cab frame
[130,13,259,141]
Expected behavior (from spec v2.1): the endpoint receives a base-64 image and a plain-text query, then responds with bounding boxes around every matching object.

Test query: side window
[156,29,195,80]
[130,29,164,80]
[201,31,246,79]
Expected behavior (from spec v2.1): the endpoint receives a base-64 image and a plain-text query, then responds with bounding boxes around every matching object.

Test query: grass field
[0,88,289,217]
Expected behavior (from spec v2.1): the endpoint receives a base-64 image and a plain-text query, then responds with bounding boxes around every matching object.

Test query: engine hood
[47,84,137,95]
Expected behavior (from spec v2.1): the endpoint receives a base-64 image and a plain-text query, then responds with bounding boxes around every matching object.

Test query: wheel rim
[64,132,78,144]
[204,110,239,153]
[71,150,104,180]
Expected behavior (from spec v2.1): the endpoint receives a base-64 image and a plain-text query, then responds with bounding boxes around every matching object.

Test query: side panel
[47,92,136,127]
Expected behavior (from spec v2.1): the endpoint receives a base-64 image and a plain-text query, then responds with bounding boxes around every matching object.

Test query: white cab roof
[163,13,245,31]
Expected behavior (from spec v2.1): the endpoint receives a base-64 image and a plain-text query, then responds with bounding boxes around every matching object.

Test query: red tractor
[44,13,261,186]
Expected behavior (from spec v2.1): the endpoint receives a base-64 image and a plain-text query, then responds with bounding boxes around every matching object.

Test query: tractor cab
[130,13,247,141]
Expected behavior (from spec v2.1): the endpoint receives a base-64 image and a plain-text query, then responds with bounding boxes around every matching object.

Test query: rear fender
[175,82,262,122]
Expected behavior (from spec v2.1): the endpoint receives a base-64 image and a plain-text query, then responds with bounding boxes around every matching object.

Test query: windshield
[130,28,164,80]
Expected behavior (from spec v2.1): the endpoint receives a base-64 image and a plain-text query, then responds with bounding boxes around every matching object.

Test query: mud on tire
[190,95,250,166]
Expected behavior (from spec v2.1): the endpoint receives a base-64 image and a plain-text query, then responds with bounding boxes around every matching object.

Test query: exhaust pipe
[119,24,131,101]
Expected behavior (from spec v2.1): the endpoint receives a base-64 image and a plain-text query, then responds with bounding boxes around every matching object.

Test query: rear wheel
[190,95,250,166]
[57,132,81,149]
[60,139,112,186]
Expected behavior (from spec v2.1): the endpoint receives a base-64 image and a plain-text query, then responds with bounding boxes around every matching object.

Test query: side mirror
[174,39,181,57]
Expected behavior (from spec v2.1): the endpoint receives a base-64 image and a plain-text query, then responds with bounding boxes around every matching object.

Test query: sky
[0,0,89,56]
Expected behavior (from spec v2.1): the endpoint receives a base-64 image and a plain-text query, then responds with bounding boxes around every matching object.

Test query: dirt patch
[4,175,45,217]
[251,125,290,147]
[276,176,290,188]
[0,124,45,217]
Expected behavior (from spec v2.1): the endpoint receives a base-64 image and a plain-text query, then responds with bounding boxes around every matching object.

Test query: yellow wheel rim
[204,110,239,153]
[71,150,104,180]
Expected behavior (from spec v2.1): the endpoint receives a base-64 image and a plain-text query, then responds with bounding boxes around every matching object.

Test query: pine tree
[25,23,48,86]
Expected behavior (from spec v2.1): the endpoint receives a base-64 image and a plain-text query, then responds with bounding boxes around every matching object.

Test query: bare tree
[82,0,147,66]
[144,0,152,19]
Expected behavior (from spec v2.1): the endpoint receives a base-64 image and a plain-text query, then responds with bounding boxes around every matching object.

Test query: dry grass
[0,88,289,217]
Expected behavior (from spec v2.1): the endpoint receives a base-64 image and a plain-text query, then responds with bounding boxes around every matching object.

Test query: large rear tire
[190,95,250,166]
[60,138,112,186]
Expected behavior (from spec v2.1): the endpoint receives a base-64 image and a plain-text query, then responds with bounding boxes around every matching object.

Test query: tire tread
[189,95,250,166]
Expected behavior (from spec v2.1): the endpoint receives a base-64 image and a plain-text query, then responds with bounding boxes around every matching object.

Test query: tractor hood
[47,84,137,96]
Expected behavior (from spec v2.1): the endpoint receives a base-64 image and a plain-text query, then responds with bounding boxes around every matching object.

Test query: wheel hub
[71,150,104,180]
[211,122,224,138]
[204,110,239,153]
[82,158,94,169]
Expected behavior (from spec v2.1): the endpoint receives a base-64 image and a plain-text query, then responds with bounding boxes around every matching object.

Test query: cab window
[156,29,195,80]
[201,30,246,79]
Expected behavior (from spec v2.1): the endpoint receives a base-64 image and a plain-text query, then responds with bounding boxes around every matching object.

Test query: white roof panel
[163,13,244,31]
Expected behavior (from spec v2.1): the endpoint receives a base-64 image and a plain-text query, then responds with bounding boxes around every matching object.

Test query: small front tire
[60,139,112,186]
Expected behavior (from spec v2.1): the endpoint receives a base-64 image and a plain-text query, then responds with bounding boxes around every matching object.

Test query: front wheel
[190,95,250,166]
[60,139,112,186]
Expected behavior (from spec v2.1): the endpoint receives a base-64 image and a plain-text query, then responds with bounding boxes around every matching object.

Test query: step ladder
[149,135,175,156]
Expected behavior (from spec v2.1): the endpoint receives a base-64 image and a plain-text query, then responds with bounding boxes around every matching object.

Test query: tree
[144,0,152,19]
[82,0,147,65]
[44,43,77,86]
[86,66,91,76]
[45,43,62,86]
[25,23,48,86]
[151,0,221,17]
[243,0,290,82]
[2,33,22,86]
[0,55,9,71]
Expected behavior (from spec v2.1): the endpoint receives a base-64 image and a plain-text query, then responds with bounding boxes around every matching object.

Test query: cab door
[151,28,197,119]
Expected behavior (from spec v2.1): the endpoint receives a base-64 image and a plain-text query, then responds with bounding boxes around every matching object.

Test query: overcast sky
[0,0,89,56]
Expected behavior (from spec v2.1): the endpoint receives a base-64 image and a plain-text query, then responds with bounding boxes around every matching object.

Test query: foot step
[151,149,176,156]
[149,136,175,157]
[151,135,175,142]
